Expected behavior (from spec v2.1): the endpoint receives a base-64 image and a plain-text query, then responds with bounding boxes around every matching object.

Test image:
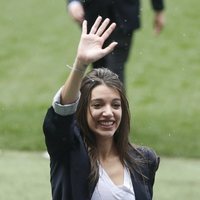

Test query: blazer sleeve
[145,147,160,197]
[151,0,165,11]
[43,106,80,160]
[135,146,160,196]
[147,148,160,185]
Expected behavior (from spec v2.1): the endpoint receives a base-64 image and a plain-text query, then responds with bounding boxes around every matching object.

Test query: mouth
[98,120,115,128]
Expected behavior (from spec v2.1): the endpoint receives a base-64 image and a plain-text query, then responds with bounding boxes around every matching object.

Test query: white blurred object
[42,151,50,159]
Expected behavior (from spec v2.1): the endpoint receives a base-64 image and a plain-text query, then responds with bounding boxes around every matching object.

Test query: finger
[96,18,110,36]
[101,22,116,41]
[89,16,102,34]
[82,20,87,34]
[102,41,118,55]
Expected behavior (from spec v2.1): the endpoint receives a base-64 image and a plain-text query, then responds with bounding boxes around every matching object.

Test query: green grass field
[0,151,199,200]
[0,0,200,199]
[1,0,200,158]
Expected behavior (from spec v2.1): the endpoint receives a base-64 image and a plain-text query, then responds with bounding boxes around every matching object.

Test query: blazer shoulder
[136,146,160,173]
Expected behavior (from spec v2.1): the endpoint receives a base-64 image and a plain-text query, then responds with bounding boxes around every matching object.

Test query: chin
[95,130,116,138]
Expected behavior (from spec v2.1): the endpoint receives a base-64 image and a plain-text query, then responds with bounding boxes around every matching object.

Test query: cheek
[87,108,99,120]
[87,109,101,129]
[90,110,99,119]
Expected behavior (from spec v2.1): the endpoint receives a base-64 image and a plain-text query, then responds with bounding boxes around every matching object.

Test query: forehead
[90,84,120,100]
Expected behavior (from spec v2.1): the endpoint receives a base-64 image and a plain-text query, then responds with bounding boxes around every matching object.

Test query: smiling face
[87,84,122,139]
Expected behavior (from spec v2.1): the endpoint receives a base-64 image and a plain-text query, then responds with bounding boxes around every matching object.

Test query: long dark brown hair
[76,68,145,185]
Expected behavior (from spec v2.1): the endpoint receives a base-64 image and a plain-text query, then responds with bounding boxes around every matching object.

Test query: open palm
[76,17,118,66]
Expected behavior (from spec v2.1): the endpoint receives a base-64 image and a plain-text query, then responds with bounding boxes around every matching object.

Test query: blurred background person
[67,0,165,85]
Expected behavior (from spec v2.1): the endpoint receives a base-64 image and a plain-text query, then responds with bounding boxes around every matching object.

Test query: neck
[96,137,118,161]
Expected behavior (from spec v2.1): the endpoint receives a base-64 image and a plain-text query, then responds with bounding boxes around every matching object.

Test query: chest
[100,157,125,185]
[91,165,135,200]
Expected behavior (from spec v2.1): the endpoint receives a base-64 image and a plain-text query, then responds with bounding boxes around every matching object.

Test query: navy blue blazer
[68,0,164,32]
[43,107,160,200]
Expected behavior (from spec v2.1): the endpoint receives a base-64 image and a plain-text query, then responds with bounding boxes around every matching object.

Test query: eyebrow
[90,98,121,102]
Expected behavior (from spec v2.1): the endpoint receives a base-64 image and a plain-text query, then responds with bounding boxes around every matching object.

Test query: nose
[102,105,113,117]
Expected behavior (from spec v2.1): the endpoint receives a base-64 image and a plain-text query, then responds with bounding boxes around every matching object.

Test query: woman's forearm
[61,58,87,105]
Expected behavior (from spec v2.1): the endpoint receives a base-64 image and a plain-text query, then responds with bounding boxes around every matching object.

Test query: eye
[112,102,121,109]
[91,103,101,109]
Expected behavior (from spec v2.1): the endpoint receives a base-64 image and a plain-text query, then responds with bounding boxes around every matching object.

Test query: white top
[91,165,135,200]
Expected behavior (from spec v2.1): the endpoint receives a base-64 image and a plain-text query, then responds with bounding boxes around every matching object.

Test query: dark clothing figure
[68,0,165,83]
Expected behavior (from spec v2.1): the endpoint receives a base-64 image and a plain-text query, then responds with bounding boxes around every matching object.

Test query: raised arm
[61,16,117,105]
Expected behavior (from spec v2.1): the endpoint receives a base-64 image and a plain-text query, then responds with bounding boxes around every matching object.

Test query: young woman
[43,16,160,200]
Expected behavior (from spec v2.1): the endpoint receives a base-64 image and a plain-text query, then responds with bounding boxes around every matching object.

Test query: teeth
[99,121,114,126]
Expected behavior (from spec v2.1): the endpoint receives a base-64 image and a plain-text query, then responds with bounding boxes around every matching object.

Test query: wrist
[155,10,164,16]
[73,58,88,71]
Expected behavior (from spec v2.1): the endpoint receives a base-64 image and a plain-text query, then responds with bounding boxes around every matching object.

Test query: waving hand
[75,16,118,67]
